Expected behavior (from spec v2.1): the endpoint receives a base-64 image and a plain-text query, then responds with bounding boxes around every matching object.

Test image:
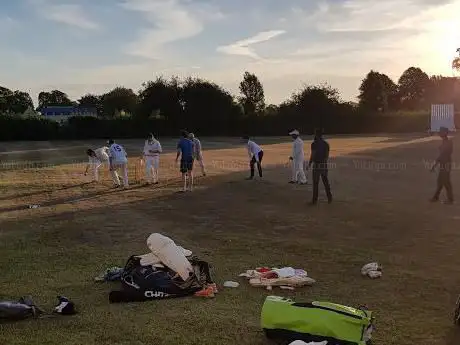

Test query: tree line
[1,67,458,140]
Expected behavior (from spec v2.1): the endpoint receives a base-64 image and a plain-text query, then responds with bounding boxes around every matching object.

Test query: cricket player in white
[288,129,307,184]
[84,147,110,182]
[243,136,264,180]
[143,133,162,184]
[189,133,206,176]
[108,139,129,188]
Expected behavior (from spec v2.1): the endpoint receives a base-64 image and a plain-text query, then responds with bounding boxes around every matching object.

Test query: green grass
[1,136,460,345]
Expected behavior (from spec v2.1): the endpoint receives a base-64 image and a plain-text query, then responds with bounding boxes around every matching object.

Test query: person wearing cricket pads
[243,136,263,180]
[430,126,454,204]
[84,146,109,182]
[108,139,129,188]
[288,129,307,185]
[176,130,194,192]
[143,133,162,185]
[307,128,332,205]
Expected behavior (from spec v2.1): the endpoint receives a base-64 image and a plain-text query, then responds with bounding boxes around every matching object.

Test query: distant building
[39,106,97,122]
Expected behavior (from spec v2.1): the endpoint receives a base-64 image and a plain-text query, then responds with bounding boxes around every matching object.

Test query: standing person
[176,130,194,192]
[108,139,129,188]
[430,126,454,204]
[84,146,110,182]
[143,133,162,184]
[243,136,263,180]
[189,133,206,176]
[288,129,307,185]
[307,129,332,205]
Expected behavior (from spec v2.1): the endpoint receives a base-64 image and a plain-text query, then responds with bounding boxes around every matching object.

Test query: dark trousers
[250,151,264,178]
[312,163,332,203]
[433,169,454,202]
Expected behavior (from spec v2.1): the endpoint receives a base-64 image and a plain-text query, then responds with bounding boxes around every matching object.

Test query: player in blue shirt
[176,130,195,192]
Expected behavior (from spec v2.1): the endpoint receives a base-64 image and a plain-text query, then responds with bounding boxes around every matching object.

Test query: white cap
[189,133,195,138]
[289,130,299,135]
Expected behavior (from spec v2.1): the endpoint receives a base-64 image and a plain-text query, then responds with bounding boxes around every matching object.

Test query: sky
[1,0,460,105]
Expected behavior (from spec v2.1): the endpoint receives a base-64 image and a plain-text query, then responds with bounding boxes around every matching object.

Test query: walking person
[430,126,454,204]
[143,133,162,184]
[243,136,263,180]
[307,129,332,205]
[288,129,307,185]
[108,139,129,188]
[84,146,110,182]
[176,130,194,192]
[189,133,206,176]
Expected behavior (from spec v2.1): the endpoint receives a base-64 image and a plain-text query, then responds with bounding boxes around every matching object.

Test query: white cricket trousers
[145,156,159,183]
[112,162,129,187]
[292,159,307,184]
[196,157,205,175]
[91,162,103,181]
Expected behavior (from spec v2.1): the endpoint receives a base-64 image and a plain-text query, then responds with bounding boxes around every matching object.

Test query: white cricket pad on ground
[431,104,456,132]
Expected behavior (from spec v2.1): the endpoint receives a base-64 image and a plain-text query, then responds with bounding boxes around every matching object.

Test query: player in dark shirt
[308,128,332,205]
[430,126,454,204]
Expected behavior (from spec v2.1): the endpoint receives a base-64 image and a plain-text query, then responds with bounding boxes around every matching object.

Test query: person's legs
[111,164,121,186]
[445,171,454,203]
[311,166,320,204]
[257,151,263,177]
[145,158,153,183]
[320,168,332,203]
[187,159,194,191]
[431,171,444,201]
[121,163,129,187]
[198,157,206,176]
[152,156,160,183]
[249,156,256,179]
[291,160,298,183]
[297,160,307,184]
[93,163,102,182]
[180,160,187,192]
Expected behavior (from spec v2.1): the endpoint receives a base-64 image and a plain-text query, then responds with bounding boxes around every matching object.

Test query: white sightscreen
[431,104,456,132]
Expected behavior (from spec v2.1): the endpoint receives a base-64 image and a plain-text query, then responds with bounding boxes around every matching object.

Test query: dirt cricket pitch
[1,135,460,345]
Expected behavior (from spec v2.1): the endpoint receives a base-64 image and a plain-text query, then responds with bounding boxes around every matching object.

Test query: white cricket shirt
[143,140,162,157]
[247,140,262,162]
[109,143,128,164]
[292,138,305,161]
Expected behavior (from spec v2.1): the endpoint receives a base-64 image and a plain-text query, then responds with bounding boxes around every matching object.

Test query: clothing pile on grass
[95,233,217,302]
[239,266,315,290]
[0,296,76,323]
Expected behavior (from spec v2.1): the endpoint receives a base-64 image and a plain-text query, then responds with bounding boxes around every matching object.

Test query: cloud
[120,0,221,59]
[216,30,286,60]
[37,3,99,30]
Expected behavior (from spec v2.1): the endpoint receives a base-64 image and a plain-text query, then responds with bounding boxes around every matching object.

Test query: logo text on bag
[144,291,169,298]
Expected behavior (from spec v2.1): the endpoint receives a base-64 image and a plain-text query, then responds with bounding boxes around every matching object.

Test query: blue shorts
[180,158,194,173]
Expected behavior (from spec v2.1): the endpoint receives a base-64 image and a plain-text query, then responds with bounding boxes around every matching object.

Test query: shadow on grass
[0,136,459,345]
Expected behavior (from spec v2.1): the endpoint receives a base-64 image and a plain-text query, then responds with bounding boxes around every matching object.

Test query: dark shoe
[430,197,438,203]
[308,201,317,206]
[289,181,296,184]
[328,197,333,204]
[246,177,254,180]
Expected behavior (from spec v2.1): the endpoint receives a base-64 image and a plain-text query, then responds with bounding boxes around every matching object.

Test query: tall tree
[239,71,265,116]
[137,77,182,125]
[101,87,138,118]
[0,87,34,114]
[398,67,430,110]
[78,93,103,115]
[8,91,34,114]
[38,90,73,110]
[358,70,398,112]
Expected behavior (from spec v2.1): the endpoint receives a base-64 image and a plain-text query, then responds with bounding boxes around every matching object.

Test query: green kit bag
[261,296,374,345]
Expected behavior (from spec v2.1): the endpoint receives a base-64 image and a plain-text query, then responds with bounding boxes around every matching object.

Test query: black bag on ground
[0,296,43,322]
[109,255,213,303]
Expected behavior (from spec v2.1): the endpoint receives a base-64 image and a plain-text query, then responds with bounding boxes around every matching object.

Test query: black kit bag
[109,255,213,303]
